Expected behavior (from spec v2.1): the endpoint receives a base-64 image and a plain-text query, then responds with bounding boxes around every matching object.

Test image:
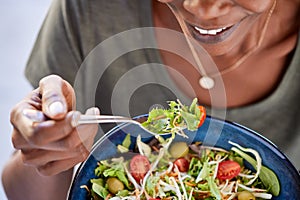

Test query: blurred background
[0,0,51,199]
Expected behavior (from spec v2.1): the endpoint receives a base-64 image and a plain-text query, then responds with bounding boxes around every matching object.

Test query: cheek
[156,0,174,3]
[158,0,274,15]
[235,0,274,13]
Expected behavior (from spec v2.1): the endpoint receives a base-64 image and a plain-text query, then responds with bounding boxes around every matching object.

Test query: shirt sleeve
[24,0,83,88]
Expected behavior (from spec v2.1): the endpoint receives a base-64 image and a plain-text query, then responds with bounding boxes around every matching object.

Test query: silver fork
[75,115,136,125]
[72,114,154,134]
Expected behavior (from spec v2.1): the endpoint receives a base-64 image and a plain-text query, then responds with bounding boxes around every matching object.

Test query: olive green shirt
[25,0,300,168]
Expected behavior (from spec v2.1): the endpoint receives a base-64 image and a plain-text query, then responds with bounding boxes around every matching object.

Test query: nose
[183,0,233,20]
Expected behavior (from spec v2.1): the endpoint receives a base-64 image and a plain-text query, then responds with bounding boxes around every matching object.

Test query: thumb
[39,75,74,119]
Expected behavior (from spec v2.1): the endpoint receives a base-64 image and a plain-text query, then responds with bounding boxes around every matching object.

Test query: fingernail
[93,107,100,115]
[23,109,46,122]
[85,107,100,115]
[48,101,64,116]
[71,111,81,127]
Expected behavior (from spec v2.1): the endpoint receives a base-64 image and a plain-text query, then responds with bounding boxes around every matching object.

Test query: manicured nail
[48,101,64,116]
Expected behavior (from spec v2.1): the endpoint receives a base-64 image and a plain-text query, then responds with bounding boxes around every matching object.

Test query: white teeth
[194,26,227,35]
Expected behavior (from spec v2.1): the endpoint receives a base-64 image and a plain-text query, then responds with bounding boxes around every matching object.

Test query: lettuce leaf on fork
[141,98,205,137]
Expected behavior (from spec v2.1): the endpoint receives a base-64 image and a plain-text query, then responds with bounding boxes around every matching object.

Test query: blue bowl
[68,115,300,199]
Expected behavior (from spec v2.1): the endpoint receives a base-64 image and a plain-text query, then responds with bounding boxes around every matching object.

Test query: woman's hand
[10,75,99,176]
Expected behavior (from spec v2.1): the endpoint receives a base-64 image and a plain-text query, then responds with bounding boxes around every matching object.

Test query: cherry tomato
[217,160,241,180]
[198,106,206,127]
[173,157,190,172]
[130,155,151,182]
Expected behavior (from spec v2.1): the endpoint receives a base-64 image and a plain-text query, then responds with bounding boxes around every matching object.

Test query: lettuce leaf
[141,98,205,135]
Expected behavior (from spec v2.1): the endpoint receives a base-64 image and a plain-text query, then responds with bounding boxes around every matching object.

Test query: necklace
[166,0,277,90]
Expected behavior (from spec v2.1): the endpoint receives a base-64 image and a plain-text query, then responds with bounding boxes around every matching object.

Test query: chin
[200,42,236,57]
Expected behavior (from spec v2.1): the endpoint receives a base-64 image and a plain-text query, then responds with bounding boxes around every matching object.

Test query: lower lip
[187,22,240,44]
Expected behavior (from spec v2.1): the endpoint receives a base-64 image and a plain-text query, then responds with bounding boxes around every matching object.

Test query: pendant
[199,76,215,90]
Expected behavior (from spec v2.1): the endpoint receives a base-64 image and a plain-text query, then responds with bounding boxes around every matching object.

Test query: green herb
[232,147,280,196]
[90,178,109,198]
[101,160,131,189]
[188,157,202,177]
[195,160,210,183]
[94,162,108,177]
[115,190,130,197]
[207,176,221,200]
[117,134,131,153]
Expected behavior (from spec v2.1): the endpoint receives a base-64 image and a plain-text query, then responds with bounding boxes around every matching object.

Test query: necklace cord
[166,3,208,77]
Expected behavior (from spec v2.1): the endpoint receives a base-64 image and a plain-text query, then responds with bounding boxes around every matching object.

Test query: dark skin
[2,75,99,200]
[153,0,299,107]
[2,0,299,199]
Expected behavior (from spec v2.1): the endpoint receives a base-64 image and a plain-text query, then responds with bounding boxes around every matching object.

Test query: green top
[25,0,300,168]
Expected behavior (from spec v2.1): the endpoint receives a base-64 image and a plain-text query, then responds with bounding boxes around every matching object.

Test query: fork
[72,114,154,134]
[74,115,136,125]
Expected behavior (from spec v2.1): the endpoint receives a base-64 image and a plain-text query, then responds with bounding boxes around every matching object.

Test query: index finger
[39,75,76,120]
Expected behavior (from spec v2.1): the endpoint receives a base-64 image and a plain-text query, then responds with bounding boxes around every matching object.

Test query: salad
[141,98,206,137]
[82,134,280,200]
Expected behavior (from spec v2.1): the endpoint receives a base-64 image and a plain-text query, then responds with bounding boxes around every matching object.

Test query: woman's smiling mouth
[194,26,228,35]
[187,22,240,44]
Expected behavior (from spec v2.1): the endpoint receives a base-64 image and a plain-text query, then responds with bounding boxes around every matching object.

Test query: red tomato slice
[173,158,190,172]
[217,160,241,180]
[198,106,206,127]
[130,155,151,182]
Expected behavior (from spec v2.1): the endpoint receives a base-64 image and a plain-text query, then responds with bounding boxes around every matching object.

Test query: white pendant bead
[199,76,215,89]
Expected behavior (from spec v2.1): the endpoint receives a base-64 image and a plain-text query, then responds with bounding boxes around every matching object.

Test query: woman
[2,0,299,199]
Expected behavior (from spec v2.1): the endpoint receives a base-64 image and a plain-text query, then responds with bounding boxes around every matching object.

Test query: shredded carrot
[152,145,160,152]
[105,193,112,200]
[167,172,178,177]
[185,181,196,187]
